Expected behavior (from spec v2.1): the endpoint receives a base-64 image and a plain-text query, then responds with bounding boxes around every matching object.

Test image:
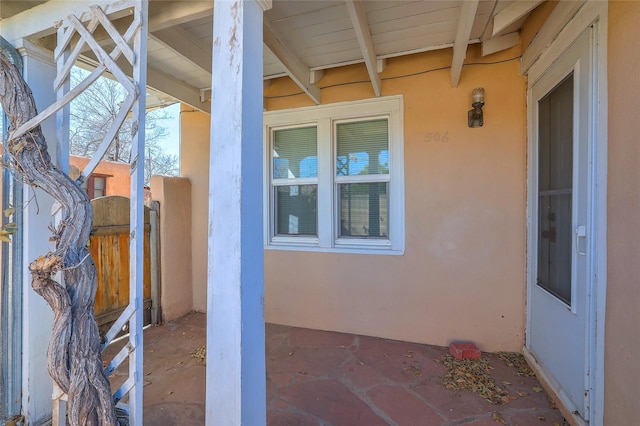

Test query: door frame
[524,2,608,425]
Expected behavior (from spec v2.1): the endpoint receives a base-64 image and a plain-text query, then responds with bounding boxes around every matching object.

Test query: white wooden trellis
[8,2,148,425]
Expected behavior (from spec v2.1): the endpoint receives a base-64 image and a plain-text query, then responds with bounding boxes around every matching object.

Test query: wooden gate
[89,196,157,335]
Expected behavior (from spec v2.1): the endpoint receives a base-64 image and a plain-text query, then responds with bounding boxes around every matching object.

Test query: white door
[527,29,593,422]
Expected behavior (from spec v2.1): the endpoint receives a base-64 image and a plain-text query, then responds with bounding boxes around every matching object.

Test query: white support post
[206,0,270,424]
[55,24,70,175]
[15,39,57,426]
[128,1,148,425]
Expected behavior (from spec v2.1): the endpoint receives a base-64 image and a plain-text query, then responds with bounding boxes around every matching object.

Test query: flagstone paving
[104,312,566,425]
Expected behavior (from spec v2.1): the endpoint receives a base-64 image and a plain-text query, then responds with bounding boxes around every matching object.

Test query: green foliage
[0,206,16,243]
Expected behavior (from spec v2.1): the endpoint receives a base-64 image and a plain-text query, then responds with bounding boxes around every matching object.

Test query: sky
[158,103,181,158]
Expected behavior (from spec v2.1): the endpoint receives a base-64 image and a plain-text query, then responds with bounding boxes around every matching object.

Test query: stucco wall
[604,2,640,424]
[149,176,193,321]
[180,105,210,312]
[182,45,527,352]
[266,46,527,352]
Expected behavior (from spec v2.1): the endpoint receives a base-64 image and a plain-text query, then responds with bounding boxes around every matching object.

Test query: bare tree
[70,68,178,184]
[1,52,120,425]
[144,142,178,185]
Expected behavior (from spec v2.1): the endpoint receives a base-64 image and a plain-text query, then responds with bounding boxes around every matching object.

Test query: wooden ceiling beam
[151,26,212,74]
[451,0,479,88]
[345,0,381,97]
[492,0,544,37]
[145,63,210,113]
[147,1,213,32]
[1,0,135,43]
[482,31,520,56]
[263,22,321,104]
[2,1,213,44]
[80,52,210,113]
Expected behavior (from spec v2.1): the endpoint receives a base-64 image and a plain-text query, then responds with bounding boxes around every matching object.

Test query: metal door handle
[576,225,586,256]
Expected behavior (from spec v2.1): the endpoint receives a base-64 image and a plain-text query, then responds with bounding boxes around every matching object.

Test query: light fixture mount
[468,87,485,128]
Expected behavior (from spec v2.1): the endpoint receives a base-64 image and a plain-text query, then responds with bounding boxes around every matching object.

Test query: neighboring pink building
[2,151,144,200]
[69,155,131,199]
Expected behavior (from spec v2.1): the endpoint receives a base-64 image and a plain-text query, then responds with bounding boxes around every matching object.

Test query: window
[336,119,389,239]
[92,176,106,198]
[81,174,109,199]
[264,96,404,254]
[272,126,318,236]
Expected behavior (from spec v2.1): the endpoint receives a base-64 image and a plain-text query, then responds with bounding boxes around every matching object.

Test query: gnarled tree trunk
[0,52,118,425]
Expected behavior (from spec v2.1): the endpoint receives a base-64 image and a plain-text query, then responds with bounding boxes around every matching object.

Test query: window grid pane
[275,185,317,236]
[336,119,389,177]
[94,177,105,190]
[339,182,388,238]
[273,126,318,180]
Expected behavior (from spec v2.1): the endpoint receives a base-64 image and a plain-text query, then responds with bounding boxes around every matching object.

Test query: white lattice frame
[8,1,152,425]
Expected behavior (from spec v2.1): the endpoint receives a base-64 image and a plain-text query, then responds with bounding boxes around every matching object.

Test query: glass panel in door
[537,73,573,305]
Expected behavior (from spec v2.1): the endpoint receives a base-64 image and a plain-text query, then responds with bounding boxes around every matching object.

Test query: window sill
[265,242,405,256]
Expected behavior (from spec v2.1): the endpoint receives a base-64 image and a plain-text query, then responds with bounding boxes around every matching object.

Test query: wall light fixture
[468,87,485,128]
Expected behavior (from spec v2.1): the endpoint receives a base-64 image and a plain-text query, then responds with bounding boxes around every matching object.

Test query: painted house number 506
[424,131,449,143]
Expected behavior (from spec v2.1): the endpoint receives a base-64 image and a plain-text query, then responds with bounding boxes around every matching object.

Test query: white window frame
[263,95,405,255]
[270,123,319,245]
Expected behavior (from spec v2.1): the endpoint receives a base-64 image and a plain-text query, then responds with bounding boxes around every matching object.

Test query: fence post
[149,200,160,325]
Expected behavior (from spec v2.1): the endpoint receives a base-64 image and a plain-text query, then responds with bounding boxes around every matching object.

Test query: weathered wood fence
[89,196,159,335]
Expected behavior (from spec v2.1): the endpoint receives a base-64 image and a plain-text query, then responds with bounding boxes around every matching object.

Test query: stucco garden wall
[182,45,527,352]
[149,175,193,322]
[180,106,211,312]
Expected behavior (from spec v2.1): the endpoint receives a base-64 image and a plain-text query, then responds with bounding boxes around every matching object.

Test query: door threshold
[522,347,587,426]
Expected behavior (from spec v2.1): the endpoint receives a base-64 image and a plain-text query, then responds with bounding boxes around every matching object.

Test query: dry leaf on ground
[192,345,206,363]
[440,355,509,404]
[496,352,536,377]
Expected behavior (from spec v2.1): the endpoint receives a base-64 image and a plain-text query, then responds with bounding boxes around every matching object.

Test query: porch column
[206,0,271,424]
[15,40,58,425]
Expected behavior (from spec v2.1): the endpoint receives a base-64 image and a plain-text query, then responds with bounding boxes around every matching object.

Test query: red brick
[449,342,481,360]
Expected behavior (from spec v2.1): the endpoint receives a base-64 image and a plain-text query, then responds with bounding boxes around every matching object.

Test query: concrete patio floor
[104,312,567,425]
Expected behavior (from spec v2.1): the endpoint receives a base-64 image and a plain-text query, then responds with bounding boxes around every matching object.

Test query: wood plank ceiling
[1,0,544,111]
